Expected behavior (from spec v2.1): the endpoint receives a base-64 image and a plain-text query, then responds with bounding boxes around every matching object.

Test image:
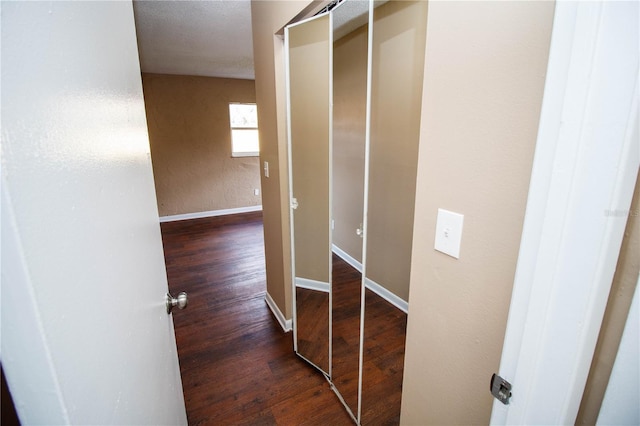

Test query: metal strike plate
[490,373,512,405]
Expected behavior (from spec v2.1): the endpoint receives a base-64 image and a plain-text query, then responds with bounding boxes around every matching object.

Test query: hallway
[160,212,352,425]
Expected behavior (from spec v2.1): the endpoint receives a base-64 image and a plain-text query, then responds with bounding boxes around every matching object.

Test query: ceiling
[132,0,255,80]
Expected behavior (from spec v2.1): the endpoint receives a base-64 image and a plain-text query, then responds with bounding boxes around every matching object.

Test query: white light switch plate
[434,208,464,259]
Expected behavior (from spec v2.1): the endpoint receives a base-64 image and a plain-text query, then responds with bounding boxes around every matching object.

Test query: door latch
[490,373,512,405]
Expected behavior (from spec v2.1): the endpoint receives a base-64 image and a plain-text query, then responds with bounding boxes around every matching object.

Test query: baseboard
[295,277,330,293]
[332,245,408,313]
[159,205,262,223]
[365,278,409,314]
[265,292,292,332]
[332,244,363,273]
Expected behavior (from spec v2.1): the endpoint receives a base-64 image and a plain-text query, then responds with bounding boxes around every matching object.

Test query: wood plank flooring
[160,212,352,425]
[330,256,408,425]
[161,212,406,425]
[331,254,362,417]
[361,288,407,425]
[295,287,330,372]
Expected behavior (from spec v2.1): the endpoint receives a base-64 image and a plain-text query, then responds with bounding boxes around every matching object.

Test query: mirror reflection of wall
[331,0,370,418]
[361,2,428,423]
[288,13,332,375]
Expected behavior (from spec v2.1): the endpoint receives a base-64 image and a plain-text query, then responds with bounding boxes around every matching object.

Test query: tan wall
[251,0,324,319]
[142,74,261,217]
[577,169,640,424]
[289,15,331,283]
[400,2,554,424]
[366,0,428,302]
[333,24,368,263]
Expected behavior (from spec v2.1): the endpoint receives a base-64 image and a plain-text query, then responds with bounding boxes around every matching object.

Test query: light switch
[434,208,464,259]
[263,161,269,178]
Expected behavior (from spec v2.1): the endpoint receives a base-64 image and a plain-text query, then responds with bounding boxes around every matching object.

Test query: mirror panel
[286,1,428,422]
[331,0,370,417]
[288,14,332,374]
[361,1,428,423]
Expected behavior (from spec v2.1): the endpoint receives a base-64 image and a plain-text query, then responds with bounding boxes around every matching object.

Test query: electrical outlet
[254,188,260,196]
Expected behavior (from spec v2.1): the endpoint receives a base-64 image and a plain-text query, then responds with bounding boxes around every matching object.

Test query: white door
[491,1,639,424]
[1,2,187,424]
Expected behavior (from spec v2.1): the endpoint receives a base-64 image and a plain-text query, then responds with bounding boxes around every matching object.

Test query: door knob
[166,292,188,314]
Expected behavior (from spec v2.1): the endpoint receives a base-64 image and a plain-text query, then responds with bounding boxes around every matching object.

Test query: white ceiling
[132,0,255,80]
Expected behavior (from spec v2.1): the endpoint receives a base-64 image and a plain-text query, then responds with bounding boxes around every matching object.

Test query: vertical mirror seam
[328,10,334,380]
[357,1,374,422]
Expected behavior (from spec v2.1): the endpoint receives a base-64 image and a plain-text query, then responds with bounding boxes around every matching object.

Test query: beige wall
[366,0,428,302]
[251,0,325,319]
[332,24,368,263]
[577,169,640,424]
[289,15,331,283]
[400,2,554,424]
[142,74,261,217]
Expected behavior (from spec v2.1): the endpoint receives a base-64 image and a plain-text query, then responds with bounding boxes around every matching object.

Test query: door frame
[491,1,639,424]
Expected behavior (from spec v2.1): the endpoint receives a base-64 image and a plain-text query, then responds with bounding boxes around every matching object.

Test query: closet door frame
[356,0,374,422]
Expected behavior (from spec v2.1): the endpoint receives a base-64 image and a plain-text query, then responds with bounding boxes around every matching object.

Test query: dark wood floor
[295,287,330,372]
[160,212,352,425]
[331,254,362,417]
[361,288,407,425]
[330,256,408,425]
[296,253,408,425]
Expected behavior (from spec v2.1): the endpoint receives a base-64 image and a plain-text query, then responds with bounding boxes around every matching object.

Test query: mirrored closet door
[286,13,332,375]
[331,0,370,420]
[286,1,427,423]
[360,1,427,423]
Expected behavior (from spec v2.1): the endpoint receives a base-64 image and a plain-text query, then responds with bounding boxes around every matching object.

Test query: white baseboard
[332,245,408,313]
[365,278,409,314]
[295,277,330,293]
[265,292,292,332]
[159,205,262,223]
[332,244,363,273]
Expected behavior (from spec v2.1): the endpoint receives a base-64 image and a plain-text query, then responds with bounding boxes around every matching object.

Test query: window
[229,103,259,157]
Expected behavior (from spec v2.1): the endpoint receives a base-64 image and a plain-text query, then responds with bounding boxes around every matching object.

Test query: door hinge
[490,373,512,405]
